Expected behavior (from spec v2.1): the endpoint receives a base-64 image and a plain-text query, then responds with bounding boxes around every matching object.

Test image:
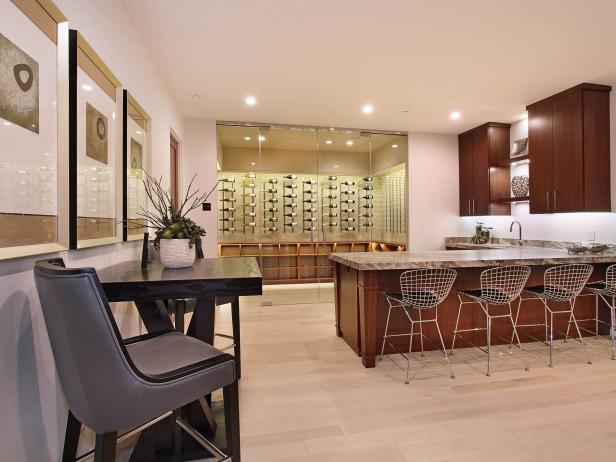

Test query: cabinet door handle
[553,190,557,211]
[546,191,550,211]
[468,200,471,215]
[472,199,475,215]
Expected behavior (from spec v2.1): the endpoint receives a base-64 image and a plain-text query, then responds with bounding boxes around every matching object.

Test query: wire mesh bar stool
[579,263,616,360]
[379,268,457,384]
[451,265,531,377]
[514,264,593,367]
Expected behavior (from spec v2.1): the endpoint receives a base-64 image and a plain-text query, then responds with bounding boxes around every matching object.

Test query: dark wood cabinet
[527,83,611,214]
[458,123,511,216]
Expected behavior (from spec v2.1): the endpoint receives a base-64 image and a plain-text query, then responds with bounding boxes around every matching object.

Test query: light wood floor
[212,289,616,462]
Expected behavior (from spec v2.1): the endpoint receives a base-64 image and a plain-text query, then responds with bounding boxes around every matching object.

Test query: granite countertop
[328,247,616,271]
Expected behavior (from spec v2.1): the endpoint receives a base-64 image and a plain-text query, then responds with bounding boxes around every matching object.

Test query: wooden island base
[333,257,612,368]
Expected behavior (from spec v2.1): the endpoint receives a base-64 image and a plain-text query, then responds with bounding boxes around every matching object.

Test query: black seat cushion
[524,284,575,300]
[459,287,511,304]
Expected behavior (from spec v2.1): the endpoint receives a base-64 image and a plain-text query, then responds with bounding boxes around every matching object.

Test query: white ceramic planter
[159,238,196,268]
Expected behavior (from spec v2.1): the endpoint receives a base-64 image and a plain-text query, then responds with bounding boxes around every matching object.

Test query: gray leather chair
[34,258,240,462]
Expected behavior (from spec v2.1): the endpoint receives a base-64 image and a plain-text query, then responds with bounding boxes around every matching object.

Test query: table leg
[231,297,242,379]
[187,297,216,345]
[134,300,174,332]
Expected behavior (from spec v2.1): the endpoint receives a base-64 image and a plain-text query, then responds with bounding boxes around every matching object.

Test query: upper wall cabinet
[527,83,611,214]
[458,122,511,216]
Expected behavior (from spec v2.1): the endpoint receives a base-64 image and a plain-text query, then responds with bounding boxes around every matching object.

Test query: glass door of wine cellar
[216,123,407,306]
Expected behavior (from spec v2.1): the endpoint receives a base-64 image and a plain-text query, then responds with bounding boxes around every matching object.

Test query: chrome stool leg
[418,308,425,357]
[486,310,492,377]
[405,317,415,384]
[569,300,592,365]
[450,294,464,355]
[435,319,455,379]
[380,301,394,361]
[509,301,529,371]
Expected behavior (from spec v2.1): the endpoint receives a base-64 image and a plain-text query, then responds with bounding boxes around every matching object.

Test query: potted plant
[138,172,209,268]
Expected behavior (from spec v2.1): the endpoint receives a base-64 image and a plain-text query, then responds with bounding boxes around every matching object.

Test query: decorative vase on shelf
[511,175,529,197]
[159,238,196,268]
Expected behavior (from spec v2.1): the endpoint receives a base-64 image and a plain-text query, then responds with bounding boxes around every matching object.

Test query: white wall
[182,118,219,258]
[407,133,460,250]
[458,88,616,243]
[0,0,183,460]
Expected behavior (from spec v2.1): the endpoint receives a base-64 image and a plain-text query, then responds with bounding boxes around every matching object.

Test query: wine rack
[219,177,236,233]
[339,179,357,232]
[242,172,256,232]
[282,174,298,232]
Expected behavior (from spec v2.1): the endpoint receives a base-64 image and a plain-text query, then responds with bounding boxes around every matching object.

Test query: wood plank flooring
[211,287,616,462]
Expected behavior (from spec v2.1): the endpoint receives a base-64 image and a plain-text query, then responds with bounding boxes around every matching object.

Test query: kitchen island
[330,247,616,367]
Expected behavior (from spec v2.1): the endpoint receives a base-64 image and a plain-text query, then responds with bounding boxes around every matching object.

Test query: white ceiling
[123,0,616,134]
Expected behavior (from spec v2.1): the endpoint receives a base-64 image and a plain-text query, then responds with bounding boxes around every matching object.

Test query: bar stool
[380,268,457,384]
[451,265,531,377]
[514,264,593,367]
[582,263,616,359]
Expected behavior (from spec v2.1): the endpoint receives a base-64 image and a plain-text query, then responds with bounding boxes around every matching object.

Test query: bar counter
[330,248,616,367]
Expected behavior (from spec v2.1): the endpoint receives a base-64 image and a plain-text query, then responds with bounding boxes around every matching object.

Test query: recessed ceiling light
[136,130,143,134]
[244,136,251,141]
[245,96,257,106]
[250,162,256,166]
[392,144,398,148]
[325,140,332,145]
[362,104,374,114]
[192,94,201,99]
[450,111,461,120]
[329,128,335,132]
[346,140,353,146]
[259,135,266,141]
[81,84,93,91]
[333,165,339,168]
[519,112,528,120]
[2,121,12,126]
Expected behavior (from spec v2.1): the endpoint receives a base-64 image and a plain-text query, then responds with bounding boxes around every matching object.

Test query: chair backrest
[34,258,144,434]
[544,263,593,301]
[480,265,531,305]
[400,268,457,308]
[605,264,616,290]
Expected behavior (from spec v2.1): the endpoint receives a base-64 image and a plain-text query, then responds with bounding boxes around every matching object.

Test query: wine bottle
[305,207,317,213]
[221,217,236,222]
[265,198,278,203]
[304,189,317,195]
[221,207,236,212]
[326,203,338,209]
[245,222,256,227]
[362,176,373,182]
[265,188,277,194]
[284,212,297,217]
[323,212,338,217]
[327,184,338,190]
[283,174,297,179]
[244,172,256,178]
[222,177,236,183]
[264,217,278,222]
[284,193,297,198]
[304,217,318,222]
[245,202,256,207]
[343,226,355,231]
[221,227,236,232]
[221,198,236,202]
[264,226,278,232]
[244,211,256,217]
[343,217,356,223]
[328,176,338,181]
[244,182,255,188]
[324,194,337,199]
[304,226,317,231]
[363,185,374,191]
[245,192,256,198]
[362,204,374,209]
[303,179,317,185]
[327,222,338,227]
[285,222,298,228]
[362,222,374,227]
[285,184,298,189]
[265,207,278,213]
[362,194,374,200]
[341,180,355,186]
[343,208,355,213]
[284,203,298,208]
[304,198,317,204]
[220,187,235,192]
[267,178,278,184]
[343,199,356,204]
[361,213,374,218]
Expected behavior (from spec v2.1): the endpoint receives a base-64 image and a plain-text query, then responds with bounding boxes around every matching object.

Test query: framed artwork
[122,90,150,241]
[0,0,68,259]
[68,30,123,249]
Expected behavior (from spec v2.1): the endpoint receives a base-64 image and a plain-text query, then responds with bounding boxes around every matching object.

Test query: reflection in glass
[126,97,148,237]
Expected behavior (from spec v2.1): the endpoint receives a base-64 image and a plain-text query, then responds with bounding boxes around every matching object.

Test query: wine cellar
[216,123,408,284]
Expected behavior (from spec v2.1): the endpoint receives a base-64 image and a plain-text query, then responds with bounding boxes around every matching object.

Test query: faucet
[510,220,522,241]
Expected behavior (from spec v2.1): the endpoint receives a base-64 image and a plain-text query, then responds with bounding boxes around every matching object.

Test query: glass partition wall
[217,123,407,305]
